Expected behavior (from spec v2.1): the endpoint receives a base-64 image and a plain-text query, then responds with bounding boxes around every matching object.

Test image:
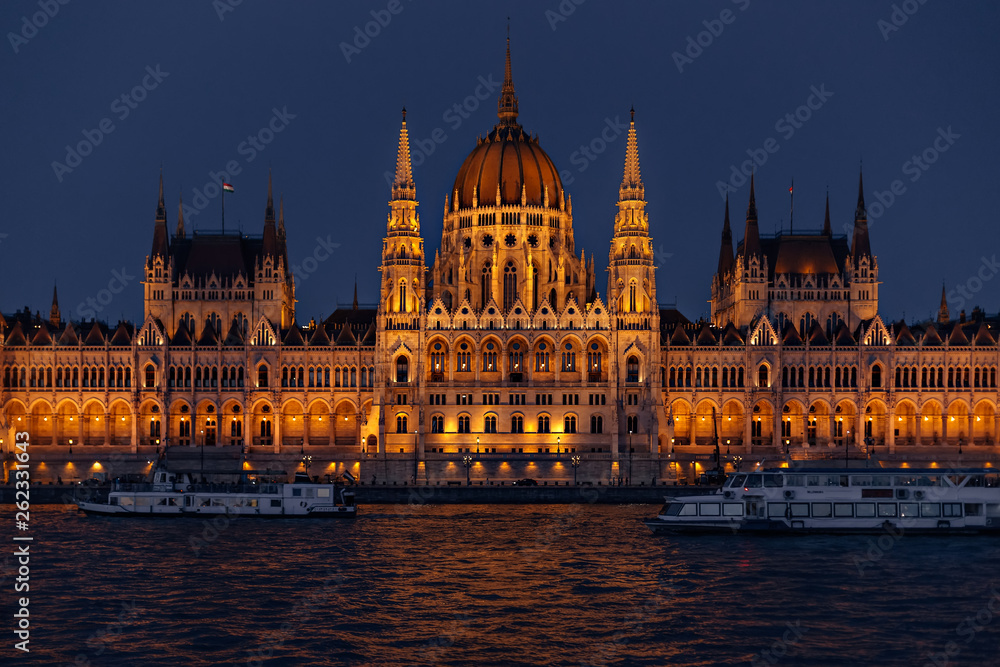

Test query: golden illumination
[92,462,103,470]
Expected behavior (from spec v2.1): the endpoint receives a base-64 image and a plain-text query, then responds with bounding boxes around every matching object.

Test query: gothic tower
[607,110,661,457]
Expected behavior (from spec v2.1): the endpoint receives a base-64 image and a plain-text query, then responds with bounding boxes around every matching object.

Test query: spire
[150,171,169,260]
[741,174,762,259]
[392,108,416,201]
[497,29,519,125]
[938,283,950,324]
[618,107,644,202]
[851,166,871,260]
[278,195,286,237]
[263,172,277,258]
[717,194,734,276]
[822,190,831,236]
[176,193,185,238]
[49,283,60,327]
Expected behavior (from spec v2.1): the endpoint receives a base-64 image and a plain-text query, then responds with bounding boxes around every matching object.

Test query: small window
[812,503,832,518]
[723,503,743,516]
[834,503,854,517]
[768,503,787,518]
[920,503,941,518]
[679,504,697,516]
[270,499,281,508]
[900,503,919,518]
[856,503,876,518]
[789,503,810,518]
[878,503,897,517]
[699,503,720,516]
[943,503,962,518]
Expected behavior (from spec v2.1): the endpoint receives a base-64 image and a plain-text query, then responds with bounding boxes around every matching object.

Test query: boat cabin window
[662,503,683,516]
[812,503,832,517]
[318,488,331,498]
[878,503,897,517]
[807,475,840,487]
[679,504,697,516]
[965,504,983,516]
[988,475,1000,488]
[834,503,853,517]
[763,475,783,488]
[292,488,302,497]
[744,475,763,488]
[699,503,721,516]
[871,476,892,487]
[987,504,1000,518]
[728,474,747,488]
[856,503,876,517]
[270,499,282,508]
[767,503,786,518]
[851,476,872,487]
[784,475,805,487]
[920,503,941,517]
[943,503,962,517]
[723,503,743,516]
[900,503,919,518]
[789,503,809,517]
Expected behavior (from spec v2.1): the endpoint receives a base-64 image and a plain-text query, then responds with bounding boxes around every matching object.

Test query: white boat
[77,465,357,518]
[645,467,1000,534]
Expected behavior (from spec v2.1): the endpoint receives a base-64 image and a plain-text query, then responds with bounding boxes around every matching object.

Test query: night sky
[3,1,998,326]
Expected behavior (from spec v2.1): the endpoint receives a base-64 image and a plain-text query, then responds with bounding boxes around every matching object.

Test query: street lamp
[302,454,312,478]
[68,438,73,455]
[732,455,743,472]
[476,435,480,455]
[557,435,561,455]
[571,455,581,485]
[463,455,473,486]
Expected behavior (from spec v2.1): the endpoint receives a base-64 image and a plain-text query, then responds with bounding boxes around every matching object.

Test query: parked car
[513,478,537,486]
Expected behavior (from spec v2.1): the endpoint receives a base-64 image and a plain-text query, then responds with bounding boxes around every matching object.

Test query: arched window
[758,364,769,388]
[564,415,577,434]
[458,415,470,433]
[259,418,271,438]
[481,262,492,306]
[399,279,407,312]
[396,357,409,383]
[871,364,882,388]
[503,261,518,311]
[431,415,444,433]
[484,415,498,433]
[511,415,524,433]
[590,415,603,433]
[144,365,156,389]
[627,415,639,433]
[629,280,637,312]
[626,356,639,383]
[396,414,408,434]
[538,415,550,433]
[257,364,269,388]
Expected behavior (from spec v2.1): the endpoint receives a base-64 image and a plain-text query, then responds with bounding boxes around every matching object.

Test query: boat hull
[644,518,1000,535]
[77,501,357,518]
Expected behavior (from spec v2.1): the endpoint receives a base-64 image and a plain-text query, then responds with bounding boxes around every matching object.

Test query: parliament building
[2,42,999,483]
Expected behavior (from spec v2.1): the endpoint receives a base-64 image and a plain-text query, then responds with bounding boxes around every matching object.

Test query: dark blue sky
[2,0,998,325]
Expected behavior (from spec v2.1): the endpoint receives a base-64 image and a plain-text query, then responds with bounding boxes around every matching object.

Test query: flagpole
[789,179,794,234]
[222,187,226,233]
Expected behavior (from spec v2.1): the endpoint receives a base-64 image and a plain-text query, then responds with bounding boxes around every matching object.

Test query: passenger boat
[77,465,357,518]
[645,467,1000,534]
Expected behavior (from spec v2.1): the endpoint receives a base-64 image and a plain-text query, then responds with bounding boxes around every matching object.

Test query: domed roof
[452,125,563,210]
[450,38,564,211]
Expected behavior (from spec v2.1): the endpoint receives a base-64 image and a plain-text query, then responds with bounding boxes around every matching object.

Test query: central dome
[452,125,564,210]
[450,37,564,211]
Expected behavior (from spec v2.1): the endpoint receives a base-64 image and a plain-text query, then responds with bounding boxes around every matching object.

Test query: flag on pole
[223,183,235,193]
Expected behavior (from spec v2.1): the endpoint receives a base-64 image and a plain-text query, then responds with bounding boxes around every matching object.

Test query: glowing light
[950,417,955,422]
[92,462,103,470]
[44,417,48,421]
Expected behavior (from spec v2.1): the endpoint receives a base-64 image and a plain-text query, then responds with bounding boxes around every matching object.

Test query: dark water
[4,503,1000,666]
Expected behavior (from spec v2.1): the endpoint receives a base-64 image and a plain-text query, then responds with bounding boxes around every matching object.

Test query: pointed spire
[851,166,871,260]
[49,283,61,327]
[741,175,762,259]
[392,108,416,201]
[263,172,277,258]
[176,193,186,238]
[278,195,286,236]
[618,107,644,202]
[822,190,831,236]
[150,172,169,260]
[938,283,950,324]
[497,29,519,125]
[717,194,734,276]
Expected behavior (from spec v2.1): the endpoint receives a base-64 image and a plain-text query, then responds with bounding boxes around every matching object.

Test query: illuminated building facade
[1,41,998,482]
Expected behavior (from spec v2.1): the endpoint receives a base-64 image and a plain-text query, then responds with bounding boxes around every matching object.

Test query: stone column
[130,411,138,453]
[303,413,310,448]
[887,405,896,453]
[273,410,281,454]
[103,412,110,446]
[743,411,752,453]
[773,409,781,449]
[942,412,948,446]
[915,411,922,446]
